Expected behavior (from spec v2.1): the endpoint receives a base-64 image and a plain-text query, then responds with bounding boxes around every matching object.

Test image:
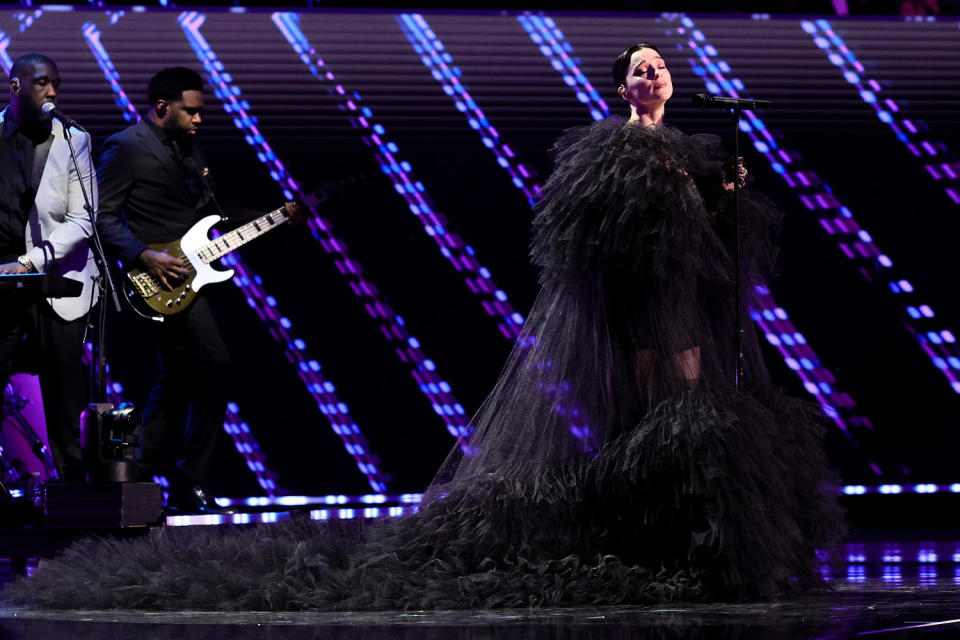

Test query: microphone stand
[730,105,744,391]
[60,122,121,406]
[27,120,158,521]
[694,93,770,390]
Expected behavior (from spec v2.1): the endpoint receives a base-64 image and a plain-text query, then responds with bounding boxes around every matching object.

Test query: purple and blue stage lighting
[215,492,423,509]
[803,20,960,206]
[180,11,475,450]
[0,31,11,75]
[167,503,417,528]
[661,14,960,396]
[516,14,609,121]
[842,482,960,496]
[514,13,873,448]
[0,9,43,75]
[82,16,138,123]
[748,284,872,436]
[398,13,542,208]
[174,12,394,492]
[224,402,283,496]
[272,12,523,342]
[219,251,390,490]
[13,9,41,33]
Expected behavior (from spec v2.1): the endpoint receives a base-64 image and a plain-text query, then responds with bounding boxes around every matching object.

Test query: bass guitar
[125,207,290,316]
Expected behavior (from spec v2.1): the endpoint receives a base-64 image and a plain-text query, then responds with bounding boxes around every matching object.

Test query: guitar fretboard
[197,207,288,264]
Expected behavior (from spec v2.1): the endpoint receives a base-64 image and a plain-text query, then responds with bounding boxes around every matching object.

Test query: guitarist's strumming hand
[283,200,307,224]
[138,248,187,291]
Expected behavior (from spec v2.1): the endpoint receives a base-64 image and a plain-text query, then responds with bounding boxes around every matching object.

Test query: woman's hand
[722,156,748,191]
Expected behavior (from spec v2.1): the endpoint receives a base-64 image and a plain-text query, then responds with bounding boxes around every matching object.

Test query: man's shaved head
[11,53,57,80]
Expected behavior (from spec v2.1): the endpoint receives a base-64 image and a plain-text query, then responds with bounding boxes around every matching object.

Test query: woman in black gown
[6,43,841,611]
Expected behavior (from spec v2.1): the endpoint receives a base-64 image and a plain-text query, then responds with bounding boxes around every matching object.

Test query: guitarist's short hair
[147,67,204,105]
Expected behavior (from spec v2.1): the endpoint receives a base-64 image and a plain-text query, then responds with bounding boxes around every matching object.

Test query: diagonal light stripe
[218,250,390,491]
[516,14,610,121]
[0,31,11,74]
[224,401,282,495]
[398,13,542,208]
[82,14,139,123]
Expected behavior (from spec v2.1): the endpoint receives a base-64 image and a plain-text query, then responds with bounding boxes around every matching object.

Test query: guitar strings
[138,208,287,291]
[140,253,197,290]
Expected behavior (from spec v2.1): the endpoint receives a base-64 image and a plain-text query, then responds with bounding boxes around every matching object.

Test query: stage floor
[2,557,960,639]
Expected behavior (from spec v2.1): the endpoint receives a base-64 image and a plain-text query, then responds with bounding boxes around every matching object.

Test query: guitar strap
[171,138,224,219]
[192,154,226,219]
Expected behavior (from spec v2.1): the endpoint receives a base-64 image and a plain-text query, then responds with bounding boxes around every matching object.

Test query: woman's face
[619,47,672,109]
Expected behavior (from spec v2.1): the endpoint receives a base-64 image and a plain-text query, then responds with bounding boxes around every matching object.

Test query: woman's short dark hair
[612,43,662,88]
[147,67,204,104]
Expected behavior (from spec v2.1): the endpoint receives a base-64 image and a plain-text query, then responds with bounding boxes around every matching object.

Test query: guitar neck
[197,207,288,264]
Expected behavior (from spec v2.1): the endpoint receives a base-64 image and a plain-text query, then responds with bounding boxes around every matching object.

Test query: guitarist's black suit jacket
[95,117,244,488]
[96,118,217,266]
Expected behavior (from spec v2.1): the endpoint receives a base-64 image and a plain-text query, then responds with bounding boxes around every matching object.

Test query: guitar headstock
[301,174,368,209]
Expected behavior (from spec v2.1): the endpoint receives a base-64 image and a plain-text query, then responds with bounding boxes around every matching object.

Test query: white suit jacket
[1,108,99,321]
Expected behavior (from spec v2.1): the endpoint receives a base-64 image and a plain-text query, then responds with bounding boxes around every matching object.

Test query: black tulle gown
[5,118,842,611]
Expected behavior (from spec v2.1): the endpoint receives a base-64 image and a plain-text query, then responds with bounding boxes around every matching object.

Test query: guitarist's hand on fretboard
[283,200,307,224]
[125,185,346,316]
[138,248,188,291]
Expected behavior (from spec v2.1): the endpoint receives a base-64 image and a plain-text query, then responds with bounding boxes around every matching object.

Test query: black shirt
[0,114,52,261]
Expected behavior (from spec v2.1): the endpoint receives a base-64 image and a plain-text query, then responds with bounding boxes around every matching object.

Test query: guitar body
[122,177,353,317]
[125,215,236,316]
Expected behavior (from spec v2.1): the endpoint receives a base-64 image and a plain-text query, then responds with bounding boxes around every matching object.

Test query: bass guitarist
[96,67,302,514]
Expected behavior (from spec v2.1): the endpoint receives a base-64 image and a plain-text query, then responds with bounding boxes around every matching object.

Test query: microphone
[41,102,83,129]
[692,93,772,111]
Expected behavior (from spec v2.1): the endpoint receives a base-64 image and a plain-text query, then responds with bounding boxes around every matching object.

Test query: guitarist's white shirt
[0,107,99,321]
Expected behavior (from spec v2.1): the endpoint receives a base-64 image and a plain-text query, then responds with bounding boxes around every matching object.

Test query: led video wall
[2,7,960,497]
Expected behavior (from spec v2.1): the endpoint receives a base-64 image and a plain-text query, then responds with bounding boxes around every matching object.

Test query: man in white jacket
[0,53,98,473]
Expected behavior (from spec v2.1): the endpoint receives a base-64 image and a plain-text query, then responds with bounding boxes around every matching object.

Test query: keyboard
[0,273,83,298]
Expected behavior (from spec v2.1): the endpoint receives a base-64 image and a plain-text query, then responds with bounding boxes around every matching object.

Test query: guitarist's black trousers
[138,292,231,487]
